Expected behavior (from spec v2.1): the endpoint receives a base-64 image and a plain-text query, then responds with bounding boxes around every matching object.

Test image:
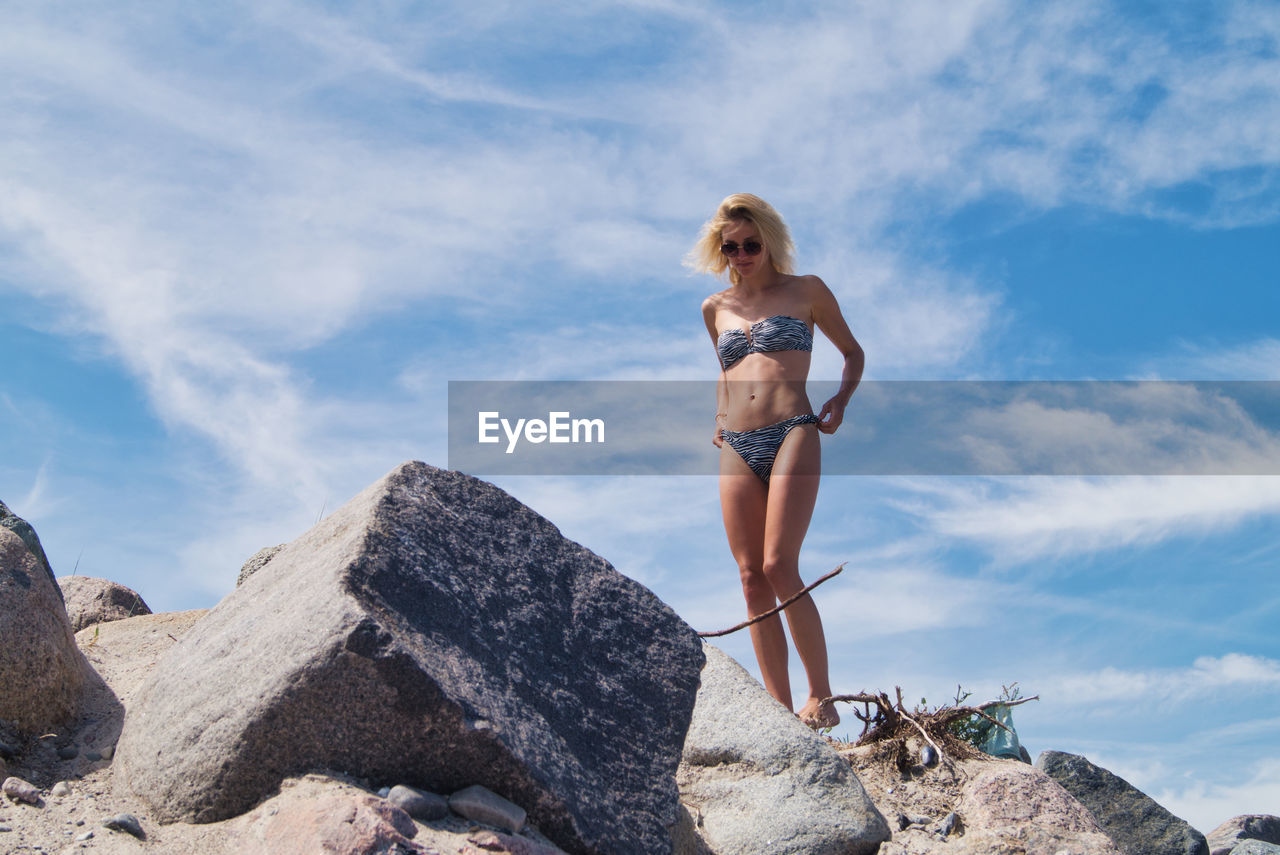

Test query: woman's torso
[710,279,815,430]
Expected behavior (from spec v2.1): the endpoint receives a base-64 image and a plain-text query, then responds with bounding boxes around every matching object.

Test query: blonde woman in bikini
[690,193,864,728]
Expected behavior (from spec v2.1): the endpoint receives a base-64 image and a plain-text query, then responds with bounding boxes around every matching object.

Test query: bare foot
[798,697,839,729]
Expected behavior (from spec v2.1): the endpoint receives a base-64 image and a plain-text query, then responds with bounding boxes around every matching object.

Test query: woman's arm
[806,276,864,434]
[702,297,729,447]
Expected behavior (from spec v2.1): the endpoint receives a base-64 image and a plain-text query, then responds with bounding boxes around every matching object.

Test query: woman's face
[719,219,768,280]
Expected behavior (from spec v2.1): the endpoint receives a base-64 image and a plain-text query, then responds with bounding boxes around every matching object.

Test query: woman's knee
[761,558,803,597]
[738,563,773,601]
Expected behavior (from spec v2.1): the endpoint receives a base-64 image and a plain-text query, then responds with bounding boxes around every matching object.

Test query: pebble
[83,751,102,762]
[2,776,41,805]
[103,812,146,839]
[51,781,72,798]
[0,740,16,760]
[100,744,116,761]
[57,745,79,760]
[937,811,959,838]
[388,784,451,821]
[449,784,527,833]
[76,831,94,841]
[920,745,939,767]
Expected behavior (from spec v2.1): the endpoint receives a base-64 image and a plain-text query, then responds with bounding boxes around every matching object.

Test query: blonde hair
[685,193,796,285]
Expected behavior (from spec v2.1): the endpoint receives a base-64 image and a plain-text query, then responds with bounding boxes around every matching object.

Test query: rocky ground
[4,605,1276,855]
[0,610,568,855]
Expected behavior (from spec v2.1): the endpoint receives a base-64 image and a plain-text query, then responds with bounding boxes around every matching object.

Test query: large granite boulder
[57,575,152,631]
[1036,750,1209,855]
[116,462,704,855]
[951,761,1124,854]
[1209,816,1280,855]
[0,500,58,603]
[677,643,890,854]
[0,527,90,734]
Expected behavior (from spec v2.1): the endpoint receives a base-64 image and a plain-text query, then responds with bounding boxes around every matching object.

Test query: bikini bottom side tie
[720,414,820,485]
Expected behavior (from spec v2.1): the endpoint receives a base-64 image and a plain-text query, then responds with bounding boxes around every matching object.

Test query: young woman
[690,193,864,728]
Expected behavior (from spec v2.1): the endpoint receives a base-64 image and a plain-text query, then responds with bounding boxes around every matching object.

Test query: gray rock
[451,783,528,832]
[677,643,890,855]
[56,576,151,632]
[387,783,449,821]
[1230,844,1280,855]
[115,461,704,855]
[3,776,41,805]
[50,781,72,798]
[1210,816,1280,855]
[0,527,90,734]
[1036,750,1209,855]
[102,813,145,839]
[0,500,58,602]
[235,543,285,587]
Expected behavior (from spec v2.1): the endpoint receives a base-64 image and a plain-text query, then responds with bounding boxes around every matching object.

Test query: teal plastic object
[978,703,1023,759]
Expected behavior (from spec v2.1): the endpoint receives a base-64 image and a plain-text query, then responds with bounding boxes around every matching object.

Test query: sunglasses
[721,240,763,257]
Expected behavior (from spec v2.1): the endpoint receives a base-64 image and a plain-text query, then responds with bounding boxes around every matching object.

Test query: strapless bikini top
[717,315,813,369]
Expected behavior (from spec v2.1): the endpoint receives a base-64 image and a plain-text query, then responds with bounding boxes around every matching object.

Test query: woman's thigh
[763,424,821,573]
[719,442,768,569]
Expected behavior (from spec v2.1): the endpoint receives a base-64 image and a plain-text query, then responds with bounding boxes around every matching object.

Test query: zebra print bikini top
[717,315,813,369]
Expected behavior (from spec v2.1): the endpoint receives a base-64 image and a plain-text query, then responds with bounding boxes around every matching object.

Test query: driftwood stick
[979,695,1039,710]
[936,705,1009,733]
[899,708,943,758]
[698,564,846,638]
[823,692,882,707]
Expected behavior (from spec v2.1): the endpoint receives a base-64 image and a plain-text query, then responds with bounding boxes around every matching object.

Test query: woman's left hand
[817,397,846,434]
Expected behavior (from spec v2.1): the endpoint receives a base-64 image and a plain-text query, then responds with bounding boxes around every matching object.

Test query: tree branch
[697,564,846,638]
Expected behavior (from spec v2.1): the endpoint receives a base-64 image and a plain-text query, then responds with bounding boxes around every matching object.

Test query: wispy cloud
[3,1,1280,534]
[1156,758,1280,835]
[1153,337,1280,380]
[899,475,1280,562]
[1041,653,1280,707]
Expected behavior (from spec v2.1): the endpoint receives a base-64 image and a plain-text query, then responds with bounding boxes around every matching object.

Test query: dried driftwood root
[822,687,1039,767]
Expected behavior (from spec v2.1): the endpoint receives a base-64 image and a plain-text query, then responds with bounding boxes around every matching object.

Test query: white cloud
[1040,653,1280,707]
[1155,758,1280,834]
[954,383,1280,475]
[1154,338,1280,380]
[3,0,1280,569]
[821,562,1000,639]
[903,475,1280,562]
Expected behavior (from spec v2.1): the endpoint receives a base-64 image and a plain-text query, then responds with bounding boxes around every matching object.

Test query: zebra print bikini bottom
[720,413,820,485]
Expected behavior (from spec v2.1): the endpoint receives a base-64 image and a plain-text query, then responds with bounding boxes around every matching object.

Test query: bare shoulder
[793,273,834,299]
[702,286,734,308]
[701,289,732,321]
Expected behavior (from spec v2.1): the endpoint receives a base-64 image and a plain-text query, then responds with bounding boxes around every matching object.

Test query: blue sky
[2,0,1278,832]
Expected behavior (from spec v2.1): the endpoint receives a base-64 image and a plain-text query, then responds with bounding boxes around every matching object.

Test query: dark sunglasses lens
[721,241,763,257]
